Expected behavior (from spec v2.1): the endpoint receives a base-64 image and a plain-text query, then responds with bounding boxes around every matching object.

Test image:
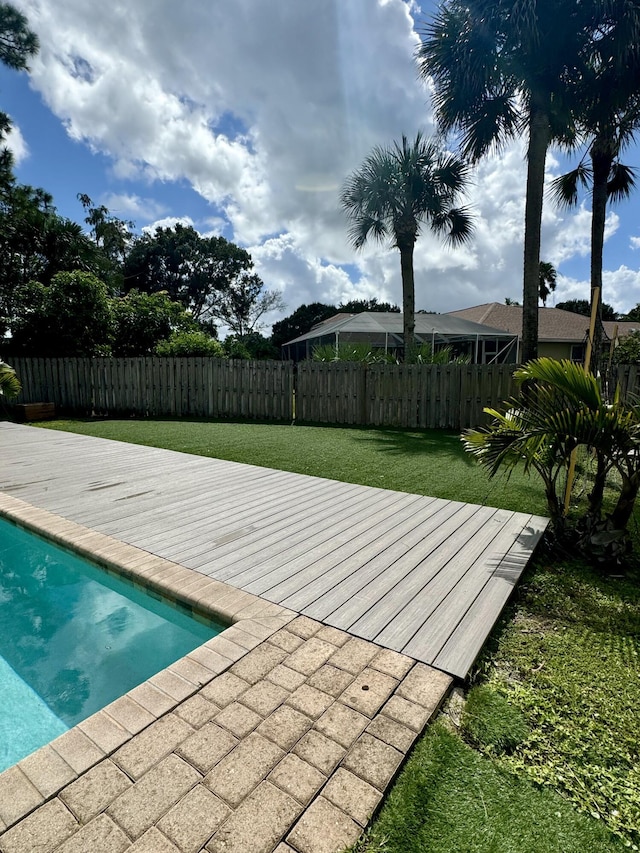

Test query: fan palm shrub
[463,358,640,562]
[0,359,20,399]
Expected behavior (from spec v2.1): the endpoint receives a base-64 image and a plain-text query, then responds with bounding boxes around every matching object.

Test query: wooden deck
[0,423,548,679]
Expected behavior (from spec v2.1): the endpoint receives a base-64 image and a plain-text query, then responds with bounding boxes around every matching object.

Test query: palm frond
[607,161,637,203]
[0,361,21,399]
[549,162,591,209]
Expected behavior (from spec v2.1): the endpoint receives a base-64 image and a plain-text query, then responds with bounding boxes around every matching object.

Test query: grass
[352,723,625,853]
[36,418,548,515]
[35,417,639,848]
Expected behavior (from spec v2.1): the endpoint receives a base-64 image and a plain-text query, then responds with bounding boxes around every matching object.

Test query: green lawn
[36,418,639,849]
[37,417,548,514]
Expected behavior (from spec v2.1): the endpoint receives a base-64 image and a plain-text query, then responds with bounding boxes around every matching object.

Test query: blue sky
[3,0,640,330]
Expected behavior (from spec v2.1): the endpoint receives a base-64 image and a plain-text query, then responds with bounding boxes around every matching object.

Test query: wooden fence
[296,362,518,429]
[7,357,523,430]
[8,357,295,421]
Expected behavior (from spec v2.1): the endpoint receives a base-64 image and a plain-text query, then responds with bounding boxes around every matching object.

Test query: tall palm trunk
[521,102,551,363]
[399,240,416,363]
[589,134,612,374]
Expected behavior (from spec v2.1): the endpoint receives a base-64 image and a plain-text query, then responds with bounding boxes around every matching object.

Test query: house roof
[284,311,518,346]
[447,303,640,343]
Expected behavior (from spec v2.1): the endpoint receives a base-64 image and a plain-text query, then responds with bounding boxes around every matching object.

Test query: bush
[155,331,224,357]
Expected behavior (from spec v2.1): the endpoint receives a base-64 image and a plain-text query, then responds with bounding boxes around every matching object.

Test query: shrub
[155,331,224,357]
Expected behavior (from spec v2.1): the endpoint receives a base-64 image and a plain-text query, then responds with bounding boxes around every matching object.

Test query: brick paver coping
[0,496,452,853]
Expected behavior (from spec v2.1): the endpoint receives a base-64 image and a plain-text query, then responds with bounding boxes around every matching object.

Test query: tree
[418,0,623,362]
[556,299,616,320]
[338,298,400,313]
[155,330,224,357]
[0,183,103,331]
[620,304,640,323]
[539,261,557,306]
[78,194,133,290]
[124,224,253,322]
[551,26,640,369]
[612,330,640,365]
[209,273,285,337]
[0,3,38,186]
[464,357,640,562]
[110,290,195,356]
[10,271,112,356]
[271,302,337,350]
[340,133,473,361]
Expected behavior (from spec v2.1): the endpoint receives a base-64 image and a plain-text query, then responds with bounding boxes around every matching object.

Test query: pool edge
[0,491,296,829]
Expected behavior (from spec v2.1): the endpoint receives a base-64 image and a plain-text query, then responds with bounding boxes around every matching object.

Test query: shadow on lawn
[353,427,477,465]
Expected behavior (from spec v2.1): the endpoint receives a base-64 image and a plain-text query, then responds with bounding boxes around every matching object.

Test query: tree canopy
[556,299,617,320]
[124,224,253,321]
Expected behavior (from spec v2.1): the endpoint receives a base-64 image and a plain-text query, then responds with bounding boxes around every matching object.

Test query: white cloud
[101,193,167,222]
[142,215,195,235]
[14,0,639,326]
[4,124,29,163]
[631,236,640,250]
[555,267,640,314]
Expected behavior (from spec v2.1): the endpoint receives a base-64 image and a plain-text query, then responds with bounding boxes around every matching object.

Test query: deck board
[0,423,548,679]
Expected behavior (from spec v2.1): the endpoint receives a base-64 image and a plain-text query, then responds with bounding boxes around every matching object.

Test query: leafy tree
[111,290,195,356]
[612,330,640,365]
[10,271,112,356]
[338,298,400,313]
[236,332,280,360]
[0,183,103,331]
[78,194,133,289]
[271,302,337,350]
[620,304,640,323]
[505,297,521,306]
[0,3,38,186]
[155,330,224,357]
[556,299,617,320]
[124,224,253,322]
[209,273,285,337]
[341,133,473,361]
[418,0,623,363]
[539,261,557,306]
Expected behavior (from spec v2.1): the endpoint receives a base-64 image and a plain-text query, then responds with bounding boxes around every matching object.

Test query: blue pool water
[0,517,224,771]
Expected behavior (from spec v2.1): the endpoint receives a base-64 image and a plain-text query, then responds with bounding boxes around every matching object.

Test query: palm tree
[417,0,635,363]
[0,360,20,399]
[551,32,640,369]
[340,133,473,361]
[539,261,557,306]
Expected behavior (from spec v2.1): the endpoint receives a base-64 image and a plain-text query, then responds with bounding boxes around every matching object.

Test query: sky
[3,0,640,334]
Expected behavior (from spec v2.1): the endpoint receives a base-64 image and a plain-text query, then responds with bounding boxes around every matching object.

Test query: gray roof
[285,312,517,346]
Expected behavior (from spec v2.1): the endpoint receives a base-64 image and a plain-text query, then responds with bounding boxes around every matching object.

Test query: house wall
[539,342,574,360]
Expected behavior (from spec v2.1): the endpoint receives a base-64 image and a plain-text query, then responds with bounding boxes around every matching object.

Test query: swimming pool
[0,516,224,771]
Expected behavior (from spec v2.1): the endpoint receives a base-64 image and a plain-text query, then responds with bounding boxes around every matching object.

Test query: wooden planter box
[14,402,56,422]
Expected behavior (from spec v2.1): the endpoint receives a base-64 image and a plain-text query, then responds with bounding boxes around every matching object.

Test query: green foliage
[338,298,399,313]
[235,332,279,360]
[351,723,624,853]
[311,343,396,364]
[464,358,640,559]
[77,193,133,289]
[341,132,473,361]
[222,336,251,359]
[10,271,112,356]
[416,343,470,364]
[478,559,640,847]
[461,685,528,754]
[210,274,285,337]
[111,290,195,356]
[155,331,224,358]
[538,261,557,306]
[613,329,640,364]
[271,302,337,350]
[124,224,253,322]
[556,299,617,320]
[0,3,38,71]
[0,359,20,399]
